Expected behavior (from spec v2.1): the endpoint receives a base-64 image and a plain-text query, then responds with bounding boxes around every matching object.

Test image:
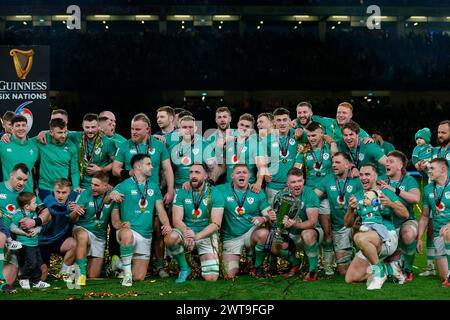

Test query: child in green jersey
[358,190,390,243]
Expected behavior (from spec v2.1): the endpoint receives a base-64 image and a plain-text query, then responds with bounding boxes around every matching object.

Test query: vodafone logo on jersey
[15,101,34,133]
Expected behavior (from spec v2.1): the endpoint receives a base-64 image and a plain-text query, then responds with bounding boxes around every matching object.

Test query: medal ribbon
[231,183,249,209]
[233,136,248,162]
[388,175,405,189]
[335,172,350,201]
[311,143,325,170]
[278,131,291,157]
[177,137,194,158]
[434,176,450,207]
[347,139,361,169]
[438,146,450,159]
[192,184,206,211]
[133,176,149,208]
[93,193,107,220]
[134,137,152,155]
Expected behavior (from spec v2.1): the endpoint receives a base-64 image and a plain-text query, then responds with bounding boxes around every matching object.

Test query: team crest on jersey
[289,138,295,145]
[247,197,254,205]
[445,192,450,199]
[228,147,233,153]
[307,155,313,161]
[64,146,68,151]
[88,201,94,207]
[192,208,202,219]
[202,198,208,206]
[323,153,330,160]
[227,196,234,202]
[29,149,34,155]
[400,186,406,191]
[330,186,337,191]
[359,154,365,160]
[347,186,353,192]
[149,148,155,155]
[147,189,154,196]
[192,148,199,155]
[130,149,137,154]
[95,148,101,155]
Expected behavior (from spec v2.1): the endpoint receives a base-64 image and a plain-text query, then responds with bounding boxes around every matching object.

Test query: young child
[0,214,23,286]
[357,190,390,244]
[10,192,50,289]
[412,128,433,175]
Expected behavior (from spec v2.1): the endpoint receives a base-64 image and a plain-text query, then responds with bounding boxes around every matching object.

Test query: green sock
[120,245,133,274]
[445,243,450,270]
[372,261,384,277]
[279,249,300,266]
[254,243,266,268]
[155,258,165,270]
[170,244,190,271]
[402,240,417,272]
[305,242,319,272]
[0,248,4,280]
[76,258,88,276]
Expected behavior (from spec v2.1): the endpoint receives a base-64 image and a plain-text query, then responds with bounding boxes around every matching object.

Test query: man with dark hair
[314,152,363,275]
[70,113,116,189]
[345,164,408,290]
[173,108,192,129]
[51,109,69,125]
[0,115,39,192]
[0,164,50,293]
[418,158,450,286]
[113,113,174,278]
[164,164,223,283]
[154,106,176,137]
[109,154,172,286]
[270,167,323,281]
[37,118,80,201]
[71,171,114,286]
[372,131,395,156]
[378,151,420,282]
[342,121,388,178]
[263,108,299,204]
[39,178,78,282]
[205,107,233,173]
[432,120,450,167]
[294,121,338,275]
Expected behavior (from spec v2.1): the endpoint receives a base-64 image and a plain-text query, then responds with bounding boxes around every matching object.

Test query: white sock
[122,255,132,274]
[427,260,435,269]
[61,263,71,274]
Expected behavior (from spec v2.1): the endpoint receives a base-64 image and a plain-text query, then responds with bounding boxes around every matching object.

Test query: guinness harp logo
[10,49,34,80]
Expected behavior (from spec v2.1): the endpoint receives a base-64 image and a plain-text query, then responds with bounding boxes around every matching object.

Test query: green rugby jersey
[0,182,20,228]
[109,133,127,150]
[354,188,400,231]
[224,134,258,184]
[70,132,117,188]
[432,146,450,167]
[379,141,395,156]
[215,183,270,241]
[173,185,221,234]
[115,136,169,185]
[380,175,419,228]
[273,186,320,235]
[112,177,163,239]
[294,115,338,144]
[345,139,386,176]
[316,174,362,231]
[266,129,299,190]
[75,188,114,240]
[412,144,433,167]
[0,136,39,192]
[423,180,450,238]
[167,133,211,188]
[11,210,39,247]
[295,143,333,187]
[37,137,80,190]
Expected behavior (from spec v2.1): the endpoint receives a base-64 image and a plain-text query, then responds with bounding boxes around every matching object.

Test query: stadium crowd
[0,102,449,293]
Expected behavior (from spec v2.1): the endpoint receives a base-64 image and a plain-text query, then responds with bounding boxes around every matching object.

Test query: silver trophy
[273,193,298,243]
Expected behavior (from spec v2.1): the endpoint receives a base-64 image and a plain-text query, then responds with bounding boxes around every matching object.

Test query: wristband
[395,187,401,196]
[34,217,43,227]
[120,169,130,179]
